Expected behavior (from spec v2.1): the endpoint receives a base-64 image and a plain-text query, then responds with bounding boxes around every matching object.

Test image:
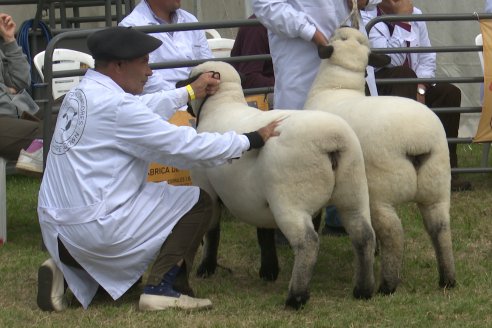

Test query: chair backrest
[33,48,95,100]
[476,33,484,72]
[205,29,221,39]
[207,38,235,58]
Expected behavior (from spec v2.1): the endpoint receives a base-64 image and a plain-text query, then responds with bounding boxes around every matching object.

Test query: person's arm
[252,0,318,43]
[0,13,30,92]
[115,95,280,168]
[413,19,435,79]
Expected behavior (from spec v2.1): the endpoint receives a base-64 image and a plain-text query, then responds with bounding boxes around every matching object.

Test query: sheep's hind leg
[371,204,404,295]
[339,209,376,299]
[278,214,319,310]
[418,202,456,289]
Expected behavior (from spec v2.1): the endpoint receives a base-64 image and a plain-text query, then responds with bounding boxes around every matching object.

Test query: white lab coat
[252,0,381,109]
[119,1,213,93]
[361,7,436,79]
[38,69,250,309]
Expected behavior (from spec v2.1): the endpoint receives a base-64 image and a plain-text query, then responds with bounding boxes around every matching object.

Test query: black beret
[87,26,162,60]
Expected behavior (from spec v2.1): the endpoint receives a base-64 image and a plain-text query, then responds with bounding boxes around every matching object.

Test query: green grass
[1,144,491,327]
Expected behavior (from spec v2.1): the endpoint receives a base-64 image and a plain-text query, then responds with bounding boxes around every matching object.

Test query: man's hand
[311,29,328,47]
[257,118,283,143]
[347,0,370,10]
[378,0,414,15]
[189,71,220,99]
[0,13,16,43]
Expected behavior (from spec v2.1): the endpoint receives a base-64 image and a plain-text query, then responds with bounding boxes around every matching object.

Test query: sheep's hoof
[377,281,396,295]
[439,277,456,289]
[353,286,373,300]
[259,265,279,281]
[196,261,216,278]
[285,291,310,310]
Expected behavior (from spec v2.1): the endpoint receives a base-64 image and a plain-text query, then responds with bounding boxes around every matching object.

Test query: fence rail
[38,15,492,172]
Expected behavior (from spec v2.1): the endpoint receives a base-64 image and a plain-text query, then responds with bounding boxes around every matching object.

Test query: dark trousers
[0,116,41,160]
[375,66,462,168]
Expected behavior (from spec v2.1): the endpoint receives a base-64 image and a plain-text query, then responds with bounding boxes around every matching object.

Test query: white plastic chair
[207,38,236,58]
[33,48,95,100]
[205,29,221,39]
[474,33,491,167]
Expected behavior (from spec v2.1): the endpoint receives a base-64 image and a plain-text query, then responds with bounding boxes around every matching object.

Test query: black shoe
[321,225,347,237]
[451,179,472,192]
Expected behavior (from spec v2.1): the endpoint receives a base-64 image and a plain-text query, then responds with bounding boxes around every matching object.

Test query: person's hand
[189,71,220,99]
[347,0,370,10]
[378,0,414,15]
[0,13,16,43]
[311,29,328,47]
[257,118,283,143]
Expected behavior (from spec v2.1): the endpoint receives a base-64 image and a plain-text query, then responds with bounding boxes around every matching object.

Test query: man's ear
[368,53,391,68]
[318,45,334,59]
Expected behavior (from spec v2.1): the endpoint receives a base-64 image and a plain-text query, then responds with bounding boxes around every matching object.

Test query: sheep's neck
[309,64,366,98]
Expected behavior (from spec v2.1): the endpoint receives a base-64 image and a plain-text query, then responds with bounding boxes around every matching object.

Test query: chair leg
[0,157,7,245]
[481,143,491,168]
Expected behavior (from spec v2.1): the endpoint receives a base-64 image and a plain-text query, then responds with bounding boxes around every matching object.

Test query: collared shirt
[38,69,250,308]
[361,6,436,79]
[119,0,213,93]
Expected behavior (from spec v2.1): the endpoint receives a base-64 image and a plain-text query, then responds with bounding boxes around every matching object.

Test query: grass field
[0,144,491,327]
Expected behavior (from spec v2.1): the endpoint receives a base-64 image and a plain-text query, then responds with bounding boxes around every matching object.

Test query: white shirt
[38,69,250,309]
[252,0,381,109]
[486,0,492,13]
[361,7,436,79]
[119,1,213,93]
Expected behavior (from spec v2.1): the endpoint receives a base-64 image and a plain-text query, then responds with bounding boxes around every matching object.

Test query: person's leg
[425,83,471,191]
[0,117,40,161]
[140,189,214,311]
[374,66,418,99]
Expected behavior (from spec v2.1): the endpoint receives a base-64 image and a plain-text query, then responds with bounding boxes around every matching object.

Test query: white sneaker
[37,258,67,312]
[139,293,212,311]
[16,148,43,174]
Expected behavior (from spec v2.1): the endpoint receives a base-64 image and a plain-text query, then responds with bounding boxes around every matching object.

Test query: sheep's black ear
[318,45,334,59]
[368,53,391,68]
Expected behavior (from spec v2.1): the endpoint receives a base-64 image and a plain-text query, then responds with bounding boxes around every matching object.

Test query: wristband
[244,131,265,150]
[186,84,196,100]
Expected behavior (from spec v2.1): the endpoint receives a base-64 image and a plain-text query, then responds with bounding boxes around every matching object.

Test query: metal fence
[37,15,492,173]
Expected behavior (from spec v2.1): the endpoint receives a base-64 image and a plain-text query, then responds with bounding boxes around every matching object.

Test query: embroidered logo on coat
[51,89,87,155]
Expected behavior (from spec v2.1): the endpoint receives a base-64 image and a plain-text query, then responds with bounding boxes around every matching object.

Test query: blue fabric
[325,205,342,227]
[143,265,181,297]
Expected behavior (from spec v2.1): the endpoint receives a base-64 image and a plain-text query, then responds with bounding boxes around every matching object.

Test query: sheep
[304,26,456,294]
[184,61,376,309]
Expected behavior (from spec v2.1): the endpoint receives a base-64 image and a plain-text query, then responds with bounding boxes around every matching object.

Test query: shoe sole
[15,162,43,175]
[139,294,212,311]
[37,261,67,312]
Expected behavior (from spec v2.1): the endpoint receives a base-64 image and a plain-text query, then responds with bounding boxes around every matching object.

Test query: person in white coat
[36,26,281,312]
[252,0,381,110]
[119,0,213,94]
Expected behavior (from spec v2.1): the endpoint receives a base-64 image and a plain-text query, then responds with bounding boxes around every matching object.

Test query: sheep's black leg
[196,223,220,277]
[257,228,279,281]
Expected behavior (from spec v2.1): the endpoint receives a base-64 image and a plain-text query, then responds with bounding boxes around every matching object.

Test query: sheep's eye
[341,36,348,41]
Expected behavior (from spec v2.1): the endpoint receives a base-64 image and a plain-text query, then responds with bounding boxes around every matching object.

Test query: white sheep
[185,61,376,309]
[304,27,456,294]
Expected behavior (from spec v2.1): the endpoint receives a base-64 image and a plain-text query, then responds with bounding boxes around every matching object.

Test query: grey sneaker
[16,148,43,174]
[37,258,67,312]
[139,293,212,311]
